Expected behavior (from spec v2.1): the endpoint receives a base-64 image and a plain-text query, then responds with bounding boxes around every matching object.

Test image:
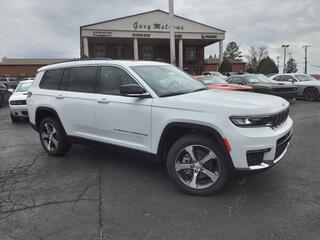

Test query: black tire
[166,134,229,196]
[0,95,4,107]
[304,87,319,101]
[10,112,20,122]
[39,116,71,156]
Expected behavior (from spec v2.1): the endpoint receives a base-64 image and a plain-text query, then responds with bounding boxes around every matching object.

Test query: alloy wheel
[41,122,58,152]
[175,145,221,189]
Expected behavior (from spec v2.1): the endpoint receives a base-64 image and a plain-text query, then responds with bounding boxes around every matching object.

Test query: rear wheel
[304,87,319,101]
[166,134,229,196]
[39,116,71,156]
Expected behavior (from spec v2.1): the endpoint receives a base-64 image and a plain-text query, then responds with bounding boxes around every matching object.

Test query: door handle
[97,98,109,104]
[56,94,64,99]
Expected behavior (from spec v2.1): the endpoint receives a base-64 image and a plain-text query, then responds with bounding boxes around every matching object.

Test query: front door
[93,45,106,58]
[95,66,152,152]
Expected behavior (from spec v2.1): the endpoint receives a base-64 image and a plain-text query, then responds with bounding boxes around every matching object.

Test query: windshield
[131,65,207,97]
[245,75,271,84]
[295,74,315,81]
[197,76,226,85]
[15,81,32,92]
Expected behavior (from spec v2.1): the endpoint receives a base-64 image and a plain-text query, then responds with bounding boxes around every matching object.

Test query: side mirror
[8,88,14,93]
[120,84,150,97]
[240,81,246,85]
[289,78,296,83]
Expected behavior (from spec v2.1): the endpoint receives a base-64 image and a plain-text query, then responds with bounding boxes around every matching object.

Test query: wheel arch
[156,122,234,169]
[35,107,65,132]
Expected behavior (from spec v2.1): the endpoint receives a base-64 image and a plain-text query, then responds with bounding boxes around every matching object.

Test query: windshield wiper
[160,91,189,97]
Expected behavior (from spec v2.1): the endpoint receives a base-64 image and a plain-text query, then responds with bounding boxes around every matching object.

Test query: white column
[83,37,89,58]
[219,40,223,65]
[178,39,183,69]
[169,0,176,65]
[133,38,138,60]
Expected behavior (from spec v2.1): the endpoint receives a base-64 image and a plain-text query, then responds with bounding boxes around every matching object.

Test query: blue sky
[0,0,319,73]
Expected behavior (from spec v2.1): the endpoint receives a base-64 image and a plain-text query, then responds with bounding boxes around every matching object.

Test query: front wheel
[39,116,71,156]
[166,134,229,196]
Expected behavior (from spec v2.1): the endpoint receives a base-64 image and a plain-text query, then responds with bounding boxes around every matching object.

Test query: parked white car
[9,80,33,122]
[27,60,293,195]
[270,74,320,101]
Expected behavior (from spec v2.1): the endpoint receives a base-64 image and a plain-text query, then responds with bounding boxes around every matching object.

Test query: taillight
[27,91,32,97]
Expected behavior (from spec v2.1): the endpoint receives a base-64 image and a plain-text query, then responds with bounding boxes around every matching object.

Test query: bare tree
[246,46,269,73]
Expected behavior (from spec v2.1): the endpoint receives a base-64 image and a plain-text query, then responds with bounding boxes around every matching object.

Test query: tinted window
[40,69,64,90]
[65,67,97,93]
[100,66,137,95]
[229,77,244,84]
[280,75,292,82]
[273,76,281,81]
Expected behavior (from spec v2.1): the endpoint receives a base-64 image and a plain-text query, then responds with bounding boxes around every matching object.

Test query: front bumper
[9,105,29,117]
[242,131,292,170]
[226,116,293,170]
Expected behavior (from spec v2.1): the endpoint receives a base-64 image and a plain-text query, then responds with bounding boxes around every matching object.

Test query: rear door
[55,66,99,140]
[94,65,152,152]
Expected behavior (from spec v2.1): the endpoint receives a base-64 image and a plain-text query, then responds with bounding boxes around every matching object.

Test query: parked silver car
[270,74,320,101]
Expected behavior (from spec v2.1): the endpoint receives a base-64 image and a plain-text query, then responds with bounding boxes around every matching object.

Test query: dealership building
[80,9,226,74]
[0,10,248,79]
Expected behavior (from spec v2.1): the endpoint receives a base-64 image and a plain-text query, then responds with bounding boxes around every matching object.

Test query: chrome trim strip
[238,142,290,171]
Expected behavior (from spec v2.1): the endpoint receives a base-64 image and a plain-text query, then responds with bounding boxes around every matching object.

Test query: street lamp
[282,44,289,73]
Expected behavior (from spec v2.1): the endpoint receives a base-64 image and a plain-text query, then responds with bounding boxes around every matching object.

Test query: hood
[153,89,289,116]
[9,91,28,101]
[298,80,320,86]
[207,84,251,90]
[250,82,297,88]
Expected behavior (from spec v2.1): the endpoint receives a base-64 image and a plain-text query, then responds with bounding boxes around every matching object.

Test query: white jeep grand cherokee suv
[27,60,293,195]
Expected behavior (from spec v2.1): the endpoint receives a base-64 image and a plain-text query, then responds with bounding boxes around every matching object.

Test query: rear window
[40,69,64,90]
[62,66,97,93]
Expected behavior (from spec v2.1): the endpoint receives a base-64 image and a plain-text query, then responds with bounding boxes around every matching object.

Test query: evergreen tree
[219,59,232,73]
[257,57,279,74]
[223,41,243,61]
[286,57,298,73]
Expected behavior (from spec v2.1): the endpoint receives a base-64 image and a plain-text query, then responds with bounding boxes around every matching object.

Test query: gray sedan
[270,74,320,101]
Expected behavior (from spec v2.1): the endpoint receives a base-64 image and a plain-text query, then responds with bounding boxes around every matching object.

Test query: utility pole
[169,0,176,65]
[276,56,280,70]
[281,44,289,73]
[302,45,310,74]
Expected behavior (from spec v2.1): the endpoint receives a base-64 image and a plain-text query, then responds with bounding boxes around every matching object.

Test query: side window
[66,67,97,93]
[39,69,64,90]
[230,77,244,84]
[273,76,281,81]
[281,75,293,82]
[100,66,137,95]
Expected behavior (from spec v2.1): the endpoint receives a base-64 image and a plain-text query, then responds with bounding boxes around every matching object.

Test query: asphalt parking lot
[1,101,320,240]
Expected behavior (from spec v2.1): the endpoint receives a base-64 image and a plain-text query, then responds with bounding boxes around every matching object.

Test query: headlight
[230,116,273,127]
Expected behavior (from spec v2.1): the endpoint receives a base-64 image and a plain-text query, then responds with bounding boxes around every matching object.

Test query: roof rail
[60,58,112,63]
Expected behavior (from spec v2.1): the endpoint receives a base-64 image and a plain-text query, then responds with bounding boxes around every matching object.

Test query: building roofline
[80,9,226,33]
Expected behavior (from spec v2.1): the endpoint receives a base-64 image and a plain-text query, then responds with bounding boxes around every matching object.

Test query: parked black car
[226,74,297,101]
[0,77,19,89]
[0,83,12,107]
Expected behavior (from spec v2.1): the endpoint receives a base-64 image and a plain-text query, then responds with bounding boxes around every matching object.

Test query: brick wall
[204,63,246,73]
[0,65,43,78]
